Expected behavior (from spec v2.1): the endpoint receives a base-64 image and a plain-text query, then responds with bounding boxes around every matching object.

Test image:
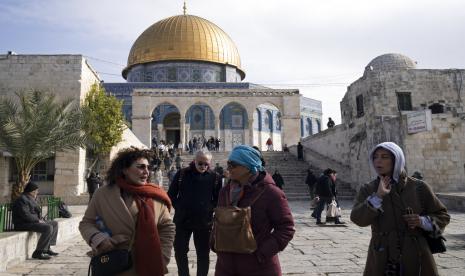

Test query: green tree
[82,83,125,174]
[0,91,85,200]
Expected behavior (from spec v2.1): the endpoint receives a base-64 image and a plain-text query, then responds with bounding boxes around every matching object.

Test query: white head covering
[369,142,405,183]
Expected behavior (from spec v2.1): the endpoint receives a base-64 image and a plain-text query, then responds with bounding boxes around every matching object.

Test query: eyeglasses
[134,164,153,170]
[196,161,210,167]
[227,161,241,169]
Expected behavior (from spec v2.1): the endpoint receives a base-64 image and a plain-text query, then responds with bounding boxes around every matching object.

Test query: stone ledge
[437,192,465,212]
[0,214,84,271]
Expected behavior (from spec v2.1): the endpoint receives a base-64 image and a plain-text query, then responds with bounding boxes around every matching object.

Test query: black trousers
[174,226,210,276]
[16,220,58,252]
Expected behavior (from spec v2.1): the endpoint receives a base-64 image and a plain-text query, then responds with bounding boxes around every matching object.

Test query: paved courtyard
[1,200,464,275]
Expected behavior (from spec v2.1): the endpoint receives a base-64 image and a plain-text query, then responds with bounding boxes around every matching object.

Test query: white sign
[407,110,432,134]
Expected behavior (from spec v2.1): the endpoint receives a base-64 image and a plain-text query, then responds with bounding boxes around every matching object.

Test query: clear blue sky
[1,0,465,126]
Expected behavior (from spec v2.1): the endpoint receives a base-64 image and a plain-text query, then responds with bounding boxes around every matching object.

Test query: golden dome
[123,14,244,79]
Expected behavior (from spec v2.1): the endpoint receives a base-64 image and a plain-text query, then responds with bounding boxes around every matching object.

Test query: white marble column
[180,117,186,150]
[215,117,221,139]
[248,118,254,146]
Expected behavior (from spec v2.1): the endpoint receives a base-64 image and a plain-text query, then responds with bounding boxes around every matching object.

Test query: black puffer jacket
[168,162,221,228]
[315,174,336,198]
[12,194,41,227]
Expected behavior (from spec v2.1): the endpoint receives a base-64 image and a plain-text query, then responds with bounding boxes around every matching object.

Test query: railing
[0,196,61,233]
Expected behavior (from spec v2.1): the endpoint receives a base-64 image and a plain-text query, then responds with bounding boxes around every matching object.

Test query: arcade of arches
[132,89,301,151]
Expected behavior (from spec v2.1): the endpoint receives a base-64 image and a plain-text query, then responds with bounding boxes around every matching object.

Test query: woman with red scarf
[79,147,175,276]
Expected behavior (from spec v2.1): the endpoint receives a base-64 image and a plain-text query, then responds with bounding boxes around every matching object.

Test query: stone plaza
[1,200,464,276]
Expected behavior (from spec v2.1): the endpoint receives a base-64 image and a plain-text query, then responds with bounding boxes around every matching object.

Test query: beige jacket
[79,184,175,275]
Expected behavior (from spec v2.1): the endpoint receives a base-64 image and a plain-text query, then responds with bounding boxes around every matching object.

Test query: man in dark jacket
[313,168,344,224]
[168,150,221,276]
[297,142,304,160]
[86,172,101,201]
[12,182,59,260]
[272,170,285,190]
[305,168,317,199]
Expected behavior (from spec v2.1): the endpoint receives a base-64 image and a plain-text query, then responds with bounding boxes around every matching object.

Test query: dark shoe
[335,220,346,225]
[45,249,59,256]
[311,213,316,219]
[316,220,325,225]
[32,251,51,260]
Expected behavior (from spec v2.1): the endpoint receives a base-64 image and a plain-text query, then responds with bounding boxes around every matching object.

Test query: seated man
[12,182,59,260]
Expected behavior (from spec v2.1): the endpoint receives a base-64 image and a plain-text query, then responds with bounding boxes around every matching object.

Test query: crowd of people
[12,139,449,276]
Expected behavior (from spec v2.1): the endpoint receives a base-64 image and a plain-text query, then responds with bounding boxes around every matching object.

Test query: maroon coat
[214,172,295,276]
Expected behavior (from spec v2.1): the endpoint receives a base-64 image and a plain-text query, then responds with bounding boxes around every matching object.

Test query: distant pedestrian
[313,168,344,224]
[86,172,101,201]
[266,137,273,151]
[283,144,290,161]
[272,170,285,190]
[164,155,172,171]
[327,117,335,128]
[412,171,424,180]
[297,142,304,160]
[305,168,317,199]
[167,166,177,186]
[153,167,163,187]
[175,154,183,169]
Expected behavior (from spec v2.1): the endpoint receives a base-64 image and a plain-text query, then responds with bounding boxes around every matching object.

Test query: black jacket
[168,163,221,228]
[305,171,317,187]
[315,174,336,198]
[12,194,42,227]
[272,173,285,189]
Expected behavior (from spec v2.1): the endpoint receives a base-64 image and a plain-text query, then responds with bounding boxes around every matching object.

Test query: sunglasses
[196,161,210,167]
[134,164,153,170]
[227,161,241,169]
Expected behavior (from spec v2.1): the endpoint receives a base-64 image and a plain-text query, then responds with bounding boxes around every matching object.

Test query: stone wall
[0,55,100,200]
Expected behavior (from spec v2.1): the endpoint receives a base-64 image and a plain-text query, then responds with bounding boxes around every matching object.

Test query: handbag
[212,188,266,254]
[88,249,132,276]
[423,232,446,254]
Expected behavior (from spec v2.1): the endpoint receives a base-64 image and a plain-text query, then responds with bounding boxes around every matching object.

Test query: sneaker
[45,249,59,256]
[32,251,51,260]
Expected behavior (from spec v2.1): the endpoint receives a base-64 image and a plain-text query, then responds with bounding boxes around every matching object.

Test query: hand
[376,176,392,197]
[96,239,115,255]
[39,219,45,223]
[403,214,421,229]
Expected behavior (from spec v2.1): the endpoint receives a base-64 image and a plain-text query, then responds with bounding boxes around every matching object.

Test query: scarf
[117,178,172,276]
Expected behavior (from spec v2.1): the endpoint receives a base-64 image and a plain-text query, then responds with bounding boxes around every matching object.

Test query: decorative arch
[316,119,321,132]
[220,102,248,129]
[265,110,273,132]
[185,103,215,130]
[253,108,262,131]
[307,118,313,135]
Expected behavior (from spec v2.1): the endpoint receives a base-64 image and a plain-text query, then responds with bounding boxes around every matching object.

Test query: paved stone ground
[1,200,464,275]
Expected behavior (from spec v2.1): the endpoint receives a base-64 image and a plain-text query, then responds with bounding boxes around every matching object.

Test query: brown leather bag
[212,188,265,254]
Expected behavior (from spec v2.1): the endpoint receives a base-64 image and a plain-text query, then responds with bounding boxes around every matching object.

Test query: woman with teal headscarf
[213,145,295,276]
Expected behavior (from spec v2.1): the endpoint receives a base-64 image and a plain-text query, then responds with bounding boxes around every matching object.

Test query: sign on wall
[407,110,432,134]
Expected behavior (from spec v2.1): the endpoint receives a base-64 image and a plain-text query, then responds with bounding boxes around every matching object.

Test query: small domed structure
[365,53,416,73]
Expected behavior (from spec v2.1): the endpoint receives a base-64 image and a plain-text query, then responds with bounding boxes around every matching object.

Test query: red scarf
[117,178,172,276]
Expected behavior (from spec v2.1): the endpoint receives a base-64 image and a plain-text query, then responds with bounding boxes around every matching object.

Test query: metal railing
[0,196,61,233]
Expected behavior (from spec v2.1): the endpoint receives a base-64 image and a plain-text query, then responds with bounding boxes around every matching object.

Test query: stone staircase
[159,151,356,201]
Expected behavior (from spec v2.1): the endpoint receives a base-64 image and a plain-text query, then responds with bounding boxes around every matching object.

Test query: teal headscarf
[228,145,264,174]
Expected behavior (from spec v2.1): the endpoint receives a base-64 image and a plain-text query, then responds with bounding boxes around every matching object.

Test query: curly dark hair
[106,147,155,186]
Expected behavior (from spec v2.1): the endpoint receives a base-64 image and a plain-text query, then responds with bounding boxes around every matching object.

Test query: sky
[1,0,465,127]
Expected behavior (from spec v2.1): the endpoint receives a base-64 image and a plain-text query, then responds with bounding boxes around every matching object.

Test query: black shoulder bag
[414,180,446,254]
[88,249,132,276]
